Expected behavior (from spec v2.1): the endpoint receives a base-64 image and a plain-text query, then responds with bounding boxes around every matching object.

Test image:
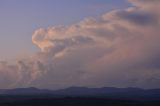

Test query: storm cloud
[0,0,160,89]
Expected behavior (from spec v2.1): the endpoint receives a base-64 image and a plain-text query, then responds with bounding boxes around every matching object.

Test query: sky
[0,0,160,89]
[0,0,129,60]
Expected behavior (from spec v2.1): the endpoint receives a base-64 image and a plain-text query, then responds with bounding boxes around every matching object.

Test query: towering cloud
[0,0,160,89]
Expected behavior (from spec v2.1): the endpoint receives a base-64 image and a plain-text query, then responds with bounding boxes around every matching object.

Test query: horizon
[0,0,160,90]
[1,86,159,91]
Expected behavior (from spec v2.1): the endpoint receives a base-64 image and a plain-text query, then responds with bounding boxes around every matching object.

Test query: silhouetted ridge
[0,87,160,100]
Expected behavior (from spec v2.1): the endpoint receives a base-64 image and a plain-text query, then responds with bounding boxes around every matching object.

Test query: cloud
[0,0,160,89]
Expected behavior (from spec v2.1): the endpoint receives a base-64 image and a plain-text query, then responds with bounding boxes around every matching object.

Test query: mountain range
[0,87,160,101]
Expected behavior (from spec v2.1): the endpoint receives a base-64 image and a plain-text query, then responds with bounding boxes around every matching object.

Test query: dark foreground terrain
[0,96,160,106]
[0,87,160,106]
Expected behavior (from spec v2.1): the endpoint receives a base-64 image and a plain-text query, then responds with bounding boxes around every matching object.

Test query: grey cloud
[116,10,157,26]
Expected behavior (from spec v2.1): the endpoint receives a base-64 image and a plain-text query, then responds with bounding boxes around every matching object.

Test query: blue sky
[0,0,129,60]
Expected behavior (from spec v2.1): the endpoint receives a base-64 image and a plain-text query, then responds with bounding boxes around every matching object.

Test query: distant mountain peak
[24,87,39,90]
[0,86,159,101]
[64,86,89,90]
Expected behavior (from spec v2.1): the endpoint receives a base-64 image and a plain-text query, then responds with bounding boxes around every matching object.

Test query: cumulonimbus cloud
[0,0,160,89]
